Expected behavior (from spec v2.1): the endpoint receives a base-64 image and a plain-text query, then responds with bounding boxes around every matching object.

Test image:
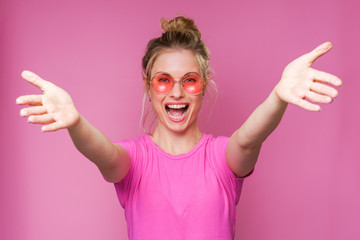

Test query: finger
[298,42,333,66]
[310,82,339,98]
[291,95,321,111]
[305,91,332,104]
[21,70,49,91]
[16,95,43,106]
[27,114,55,124]
[42,122,64,132]
[20,106,47,117]
[312,69,343,87]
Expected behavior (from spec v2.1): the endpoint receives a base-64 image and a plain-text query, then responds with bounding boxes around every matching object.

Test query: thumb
[21,70,49,92]
[299,42,333,66]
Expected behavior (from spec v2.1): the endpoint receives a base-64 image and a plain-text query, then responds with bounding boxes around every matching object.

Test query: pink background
[1,0,359,239]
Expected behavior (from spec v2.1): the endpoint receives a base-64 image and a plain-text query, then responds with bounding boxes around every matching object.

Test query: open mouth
[165,104,189,121]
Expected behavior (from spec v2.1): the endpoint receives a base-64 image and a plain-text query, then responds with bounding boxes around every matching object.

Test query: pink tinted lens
[151,74,173,94]
[182,74,203,94]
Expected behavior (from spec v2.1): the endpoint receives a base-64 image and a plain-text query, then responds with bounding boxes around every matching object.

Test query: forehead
[151,49,201,78]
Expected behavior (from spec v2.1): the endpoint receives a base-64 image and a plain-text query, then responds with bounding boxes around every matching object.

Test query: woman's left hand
[275,42,342,111]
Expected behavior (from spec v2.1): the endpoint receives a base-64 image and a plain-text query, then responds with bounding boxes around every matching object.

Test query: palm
[16,71,80,132]
[275,42,342,111]
[44,85,78,122]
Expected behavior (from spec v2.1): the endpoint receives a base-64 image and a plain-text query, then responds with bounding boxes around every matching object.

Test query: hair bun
[161,16,201,40]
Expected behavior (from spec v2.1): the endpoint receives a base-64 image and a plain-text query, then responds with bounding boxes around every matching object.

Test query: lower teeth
[167,109,187,119]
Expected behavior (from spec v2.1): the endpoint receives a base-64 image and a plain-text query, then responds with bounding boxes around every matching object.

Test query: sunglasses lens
[151,74,173,94]
[183,74,203,94]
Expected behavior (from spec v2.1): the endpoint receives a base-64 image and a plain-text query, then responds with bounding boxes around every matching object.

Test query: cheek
[191,96,203,113]
[150,92,165,110]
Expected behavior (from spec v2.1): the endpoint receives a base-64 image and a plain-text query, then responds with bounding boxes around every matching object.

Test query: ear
[142,74,148,84]
[143,74,151,95]
[202,78,209,95]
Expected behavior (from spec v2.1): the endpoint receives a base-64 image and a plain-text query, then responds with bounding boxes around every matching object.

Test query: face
[149,48,204,133]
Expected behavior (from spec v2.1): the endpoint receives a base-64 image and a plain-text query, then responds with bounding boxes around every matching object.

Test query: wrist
[272,85,288,107]
[67,112,82,132]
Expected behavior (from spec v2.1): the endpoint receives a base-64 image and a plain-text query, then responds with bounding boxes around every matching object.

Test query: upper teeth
[167,104,187,109]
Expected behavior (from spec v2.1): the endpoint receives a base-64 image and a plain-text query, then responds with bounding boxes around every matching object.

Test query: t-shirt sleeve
[216,136,254,178]
[212,136,253,205]
[113,138,138,209]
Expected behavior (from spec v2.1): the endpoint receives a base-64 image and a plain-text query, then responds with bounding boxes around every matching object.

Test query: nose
[170,80,185,99]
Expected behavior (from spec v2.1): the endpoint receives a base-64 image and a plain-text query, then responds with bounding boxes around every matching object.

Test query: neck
[151,122,203,155]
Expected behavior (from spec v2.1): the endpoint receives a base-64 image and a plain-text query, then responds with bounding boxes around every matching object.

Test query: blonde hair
[140,16,217,134]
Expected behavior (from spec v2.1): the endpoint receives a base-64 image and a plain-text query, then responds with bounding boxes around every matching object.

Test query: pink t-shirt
[114,134,248,240]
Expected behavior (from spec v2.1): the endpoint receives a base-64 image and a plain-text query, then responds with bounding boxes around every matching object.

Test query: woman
[16,16,342,239]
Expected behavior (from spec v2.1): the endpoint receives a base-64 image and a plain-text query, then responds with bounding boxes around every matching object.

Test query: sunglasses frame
[149,72,205,95]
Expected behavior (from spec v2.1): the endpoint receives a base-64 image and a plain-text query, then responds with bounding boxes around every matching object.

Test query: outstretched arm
[16,71,130,182]
[226,42,342,177]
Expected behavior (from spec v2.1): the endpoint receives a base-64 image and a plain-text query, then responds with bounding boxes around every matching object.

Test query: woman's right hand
[16,70,80,132]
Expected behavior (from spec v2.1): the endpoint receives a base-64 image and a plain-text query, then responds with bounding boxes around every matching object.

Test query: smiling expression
[149,48,204,133]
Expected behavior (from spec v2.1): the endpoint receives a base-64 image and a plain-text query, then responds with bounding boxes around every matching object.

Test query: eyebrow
[152,72,200,79]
